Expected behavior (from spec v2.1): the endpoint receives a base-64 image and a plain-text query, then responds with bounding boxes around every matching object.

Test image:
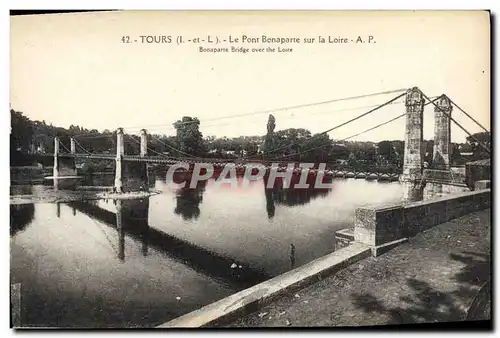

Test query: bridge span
[32,87,489,202]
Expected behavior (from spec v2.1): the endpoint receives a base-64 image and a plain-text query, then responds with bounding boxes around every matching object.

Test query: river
[10,175,403,327]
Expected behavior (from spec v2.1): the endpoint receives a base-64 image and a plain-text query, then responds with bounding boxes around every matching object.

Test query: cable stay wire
[73,138,93,155]
[448,98,490,134]
[421,91,491,154]
[59,89,413,139]
[109,88,408,132]
[271,113,407,160]
[72,133,116,139]
[248,91,407,159]
[320,92,406,135]
[59,142,71,154]
[263,94,438,161]
[342,113,407,142]
[124,134,164,157]
[123,100,409,135]
[125,133,187,159]
[148,134,199,159]
[60,95,435,145]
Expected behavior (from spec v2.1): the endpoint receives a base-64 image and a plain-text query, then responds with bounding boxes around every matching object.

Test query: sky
[10,10,490,143]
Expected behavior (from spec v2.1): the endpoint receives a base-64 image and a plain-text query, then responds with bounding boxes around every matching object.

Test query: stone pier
[114,128,125,193]
[53,137,60,179]
[400,87,425,202]
[70,137,76,155]
[114,128,150,193]
[140,129,148,157]
[53,137,77,178]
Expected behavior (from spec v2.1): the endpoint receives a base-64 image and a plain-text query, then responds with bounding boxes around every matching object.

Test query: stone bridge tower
[401,87,425,202]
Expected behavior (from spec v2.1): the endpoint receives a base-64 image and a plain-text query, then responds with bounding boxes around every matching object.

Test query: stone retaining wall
[354,189,491,256]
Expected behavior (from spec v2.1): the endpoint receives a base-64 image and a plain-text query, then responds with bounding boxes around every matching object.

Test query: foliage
[173,116,206,157]
[10,109,33,152]
[11,107,485,170]
[466,132,491,160]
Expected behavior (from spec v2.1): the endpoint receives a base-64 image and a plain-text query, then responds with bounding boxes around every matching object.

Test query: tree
[348,152,358,167]
[392,140,404,168]
[10,109,33,152]
[377,140,395,163]
[263,114,277,156]
[466,132,491,160]
[329,143,350,161]
[173,116,206,157]
[300,133,331,163]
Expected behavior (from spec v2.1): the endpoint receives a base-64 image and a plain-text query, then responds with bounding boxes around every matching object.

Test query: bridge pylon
[140,129,148,157]
[423,94,468,198]
[53,136,60,179]
[70,137,76,154]
[400,87,425,202]
[113,127,150,193]
[114,128,125,193]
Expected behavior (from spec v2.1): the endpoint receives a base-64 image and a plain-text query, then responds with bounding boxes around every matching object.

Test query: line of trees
[10,109,490,168]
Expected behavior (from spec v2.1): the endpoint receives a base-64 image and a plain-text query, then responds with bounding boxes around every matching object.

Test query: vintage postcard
[9,10,491,329]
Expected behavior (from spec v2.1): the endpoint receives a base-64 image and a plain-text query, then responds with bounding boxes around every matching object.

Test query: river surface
[10,175,403,327]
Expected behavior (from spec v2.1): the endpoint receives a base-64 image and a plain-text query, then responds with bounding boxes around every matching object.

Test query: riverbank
[10,189,161,205]
[222,209,491,327]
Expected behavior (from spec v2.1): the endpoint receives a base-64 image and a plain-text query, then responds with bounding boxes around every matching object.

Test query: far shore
[10,189,161,205]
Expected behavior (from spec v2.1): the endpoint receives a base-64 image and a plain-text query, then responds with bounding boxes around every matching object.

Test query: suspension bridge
[32,86,490,202]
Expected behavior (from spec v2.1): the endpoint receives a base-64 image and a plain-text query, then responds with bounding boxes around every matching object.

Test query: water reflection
[10,184,33,196]
[265,190,275,219]
[67,198,268,288]
[10,175,405,327]
[10,204,35,236]
[174,177,207,221]
[263,174,333,219]
[10,202,237,327]
[163,171,334,221]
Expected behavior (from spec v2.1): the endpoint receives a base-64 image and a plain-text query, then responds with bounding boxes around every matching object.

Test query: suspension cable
[125,133,182,159]
[250,91,407,159]
[109,88,409,132]
[59,142,71,154]
[73,138,93,155]
[149,134,199,159]
[448,98,490,133]
[421,92,490,154]
[272,113,407,160]
[267,94,438,160]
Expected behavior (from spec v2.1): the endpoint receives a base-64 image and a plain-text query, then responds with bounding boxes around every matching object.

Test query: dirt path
[223,209,491,327]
